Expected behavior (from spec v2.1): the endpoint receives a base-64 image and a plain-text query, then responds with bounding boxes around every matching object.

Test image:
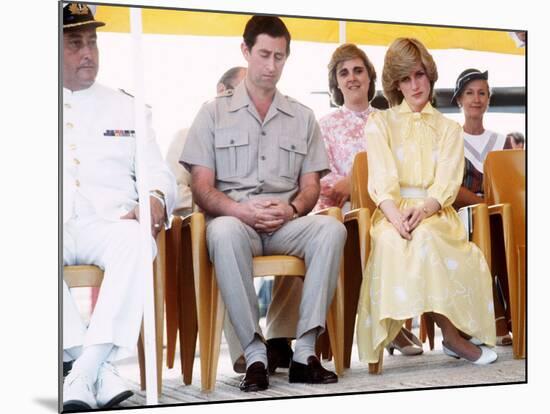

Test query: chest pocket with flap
[278,135,307,181]
[214,131,249,179]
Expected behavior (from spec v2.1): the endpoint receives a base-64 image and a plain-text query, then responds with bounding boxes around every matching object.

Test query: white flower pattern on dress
[444,258,459,271]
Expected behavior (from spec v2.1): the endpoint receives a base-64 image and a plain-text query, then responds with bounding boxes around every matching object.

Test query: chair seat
[183,209,346,392]
[252,256,305,277]
[64,265,104,288]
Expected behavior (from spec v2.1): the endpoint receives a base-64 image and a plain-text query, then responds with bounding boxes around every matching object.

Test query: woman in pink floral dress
[314,43,423,356]
[315,43,377,211]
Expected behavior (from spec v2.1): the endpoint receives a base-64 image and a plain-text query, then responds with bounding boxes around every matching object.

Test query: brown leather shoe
[288,356,338,384]
[267,338,293,374]
[239,362,269,392]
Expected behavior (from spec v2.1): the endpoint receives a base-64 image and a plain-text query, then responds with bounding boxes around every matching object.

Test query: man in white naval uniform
[62,4,176,410]
[181,15,346,392]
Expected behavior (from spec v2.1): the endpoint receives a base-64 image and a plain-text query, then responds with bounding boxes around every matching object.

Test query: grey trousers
[224,276,304,372]
[207,214,346,369]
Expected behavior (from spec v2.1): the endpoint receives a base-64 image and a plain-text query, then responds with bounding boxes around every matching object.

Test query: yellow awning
[95,6,524,55]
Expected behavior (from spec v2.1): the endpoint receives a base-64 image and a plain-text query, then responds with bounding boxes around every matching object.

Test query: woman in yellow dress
[356,38,497,370]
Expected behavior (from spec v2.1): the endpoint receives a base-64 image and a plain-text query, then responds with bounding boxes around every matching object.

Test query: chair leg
[420,313,435,350]
[418,314,428,343]
[326,260,345,376]
[165,220,181,369]
[137,321,163,396]
[404,319,412,331]
[138,326,146,391]
[155,277,164,396]
[198,268,225,392]
[368,348,384,374]
[155,320,163,396]
[516,245,526,358]
[342,220,363,369]
[491,209,524,359]
[315,331,332,360]
[178,225,198,385]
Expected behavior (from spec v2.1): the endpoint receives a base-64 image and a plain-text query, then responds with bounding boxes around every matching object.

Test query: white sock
[70,343,114,382]
[293,329,318,364]
[244,335,267,369]
[63,349,77,362]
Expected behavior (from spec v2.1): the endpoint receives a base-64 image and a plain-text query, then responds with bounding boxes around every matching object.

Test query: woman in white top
[452,69,507,209]
[451,68,511,346]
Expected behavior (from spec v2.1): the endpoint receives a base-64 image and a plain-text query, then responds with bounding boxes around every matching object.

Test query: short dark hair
[243,15,291,56]
[217,66,246,90]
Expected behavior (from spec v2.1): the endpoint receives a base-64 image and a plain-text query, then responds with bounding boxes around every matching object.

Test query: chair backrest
[350,151,377,214]
[484,149,526,246]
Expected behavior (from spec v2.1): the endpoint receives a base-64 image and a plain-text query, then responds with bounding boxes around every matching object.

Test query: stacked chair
[484,149,526,359]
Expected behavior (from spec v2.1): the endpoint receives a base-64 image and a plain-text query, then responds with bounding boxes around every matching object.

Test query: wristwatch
[290,202,299,220]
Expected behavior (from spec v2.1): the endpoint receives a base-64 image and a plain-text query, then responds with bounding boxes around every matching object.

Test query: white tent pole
[129,7,158,405]
[339,20,346,44]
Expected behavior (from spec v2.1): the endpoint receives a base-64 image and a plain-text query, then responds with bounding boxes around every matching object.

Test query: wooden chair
[315,206,371,366]
[341,208,371,368]
[165,215,197,385]
[182,208,346,392]
[63,229,166,396]
[484,149,526,359]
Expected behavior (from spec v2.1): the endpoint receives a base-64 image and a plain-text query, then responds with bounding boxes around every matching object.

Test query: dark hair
[507,131,525,145]
[451,68,489,106]
[243,15,291,56]
[327,43,377,106]
[217,66,246,90]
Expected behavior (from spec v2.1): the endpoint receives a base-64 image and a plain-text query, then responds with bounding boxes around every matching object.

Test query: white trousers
[63,215,156,362]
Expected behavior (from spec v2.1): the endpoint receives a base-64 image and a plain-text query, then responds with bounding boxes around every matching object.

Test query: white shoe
[63,371,97,411]
[442,342,498,365]
[95,362,133,408]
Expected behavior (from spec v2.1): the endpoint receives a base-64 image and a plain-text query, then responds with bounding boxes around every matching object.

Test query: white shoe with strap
[63,371,97,411]
[95,362,134,408]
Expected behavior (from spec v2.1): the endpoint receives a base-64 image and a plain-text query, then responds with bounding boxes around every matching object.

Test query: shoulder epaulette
[285,94,313,111]
[118,88,152,108]
[119,88,134,98]
[216,89,234,98]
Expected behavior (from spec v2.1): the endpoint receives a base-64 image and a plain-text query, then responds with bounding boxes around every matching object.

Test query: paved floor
[115,329,526,408]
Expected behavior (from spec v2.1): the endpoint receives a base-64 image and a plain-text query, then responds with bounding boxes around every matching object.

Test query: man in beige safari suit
[181,15,346,392]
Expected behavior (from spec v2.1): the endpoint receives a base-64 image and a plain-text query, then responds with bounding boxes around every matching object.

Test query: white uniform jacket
[63,82,176,223]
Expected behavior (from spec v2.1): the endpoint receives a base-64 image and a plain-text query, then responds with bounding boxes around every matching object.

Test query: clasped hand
[390,206,427,241]
[241,198,294,234]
